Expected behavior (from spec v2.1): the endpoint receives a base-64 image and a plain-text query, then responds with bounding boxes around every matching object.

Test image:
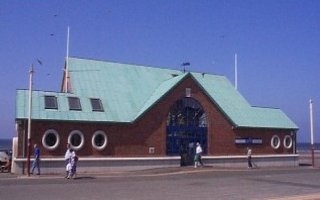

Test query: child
[66,162,72,178]
[71,155,78,178]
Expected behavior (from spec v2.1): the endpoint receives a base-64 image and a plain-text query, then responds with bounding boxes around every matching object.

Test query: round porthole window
[68,130,84,150]
[271,135,281,149]
[92,131,107,151]
[283,135,293,149]
[42,129,60,150]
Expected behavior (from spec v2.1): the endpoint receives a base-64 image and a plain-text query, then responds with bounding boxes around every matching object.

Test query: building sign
[235,137,263,145]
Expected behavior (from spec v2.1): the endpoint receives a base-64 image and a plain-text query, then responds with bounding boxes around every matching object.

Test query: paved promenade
[1,166,320,200]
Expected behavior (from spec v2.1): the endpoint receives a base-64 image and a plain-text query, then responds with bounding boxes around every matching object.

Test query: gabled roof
[16,57,298,130]
[190,73,298,129]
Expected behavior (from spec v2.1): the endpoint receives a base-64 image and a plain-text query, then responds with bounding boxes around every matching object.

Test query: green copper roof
[16,57,298,129]
[191,73,298,129]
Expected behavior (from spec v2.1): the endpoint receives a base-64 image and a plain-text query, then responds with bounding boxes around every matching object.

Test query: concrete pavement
[1,166,320,200]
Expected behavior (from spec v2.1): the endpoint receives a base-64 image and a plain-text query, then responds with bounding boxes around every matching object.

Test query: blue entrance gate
[166,97,208,166]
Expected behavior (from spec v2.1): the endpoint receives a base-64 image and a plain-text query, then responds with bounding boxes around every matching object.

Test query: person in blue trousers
[31,144,40,175]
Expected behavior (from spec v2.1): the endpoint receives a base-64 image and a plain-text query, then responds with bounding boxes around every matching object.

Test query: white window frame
[271,135,281,149]
[283,135,293,149]
[68,130,85,150]
[92,130,108,151]
[42,129,60,150]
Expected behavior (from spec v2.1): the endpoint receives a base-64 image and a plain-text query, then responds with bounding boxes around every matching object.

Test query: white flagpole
[65,26,70,93]
[310,99,314,145]
[27,65,34,176]
[309,99,314,167]
[309,99,315,167]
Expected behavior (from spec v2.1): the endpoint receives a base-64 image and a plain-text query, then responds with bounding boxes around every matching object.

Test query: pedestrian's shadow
[72,176,96,180]
[252,162,259,169]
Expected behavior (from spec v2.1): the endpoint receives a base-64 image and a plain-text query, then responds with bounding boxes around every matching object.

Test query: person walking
[194,142,204,168]
[179,143,187,167]
[64,143,72,178]
[67,153,78,179]
[247,147,253,169]
[31,144,40,175]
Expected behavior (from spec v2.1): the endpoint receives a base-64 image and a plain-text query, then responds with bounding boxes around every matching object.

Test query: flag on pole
[182,62,190,73]
[182,62,190,66]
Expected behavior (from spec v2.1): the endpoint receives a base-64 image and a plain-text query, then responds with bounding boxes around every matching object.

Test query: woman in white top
[194,142,204,168]
[64,143,72,178]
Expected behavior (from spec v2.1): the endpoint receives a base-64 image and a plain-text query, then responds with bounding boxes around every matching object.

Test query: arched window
[167,98,207,127]
[166,97,208,161]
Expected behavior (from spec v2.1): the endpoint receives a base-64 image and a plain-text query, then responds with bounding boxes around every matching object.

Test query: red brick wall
[16,75,296,158]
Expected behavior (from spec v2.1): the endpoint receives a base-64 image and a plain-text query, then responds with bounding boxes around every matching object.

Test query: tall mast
[309,99,315,167]
[310,99,314,145]
[65,26,70,93]
[27,65,34,176]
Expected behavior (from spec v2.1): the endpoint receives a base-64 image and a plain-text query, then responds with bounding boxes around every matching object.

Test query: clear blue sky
[1,0,319,142]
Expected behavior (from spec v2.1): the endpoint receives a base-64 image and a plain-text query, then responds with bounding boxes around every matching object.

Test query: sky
[0,0,319,142]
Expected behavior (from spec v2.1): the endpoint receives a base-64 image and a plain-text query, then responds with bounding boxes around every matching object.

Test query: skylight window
[44,96,58,109]
[171,74,179,77]
[90,98,104,112]
[68,97,82,110]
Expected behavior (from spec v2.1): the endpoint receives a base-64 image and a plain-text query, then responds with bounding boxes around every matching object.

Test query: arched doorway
[166,97,208,166]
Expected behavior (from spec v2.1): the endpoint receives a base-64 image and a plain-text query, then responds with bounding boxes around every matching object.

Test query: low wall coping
[13,154,298,162]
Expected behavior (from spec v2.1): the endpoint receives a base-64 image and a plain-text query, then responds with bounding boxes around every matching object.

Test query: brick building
[14,57,298,171]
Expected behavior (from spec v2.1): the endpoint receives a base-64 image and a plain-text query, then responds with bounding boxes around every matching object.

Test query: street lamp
[26,65,34,176]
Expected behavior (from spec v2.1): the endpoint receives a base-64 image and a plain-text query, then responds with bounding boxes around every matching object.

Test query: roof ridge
[68,56,182,73]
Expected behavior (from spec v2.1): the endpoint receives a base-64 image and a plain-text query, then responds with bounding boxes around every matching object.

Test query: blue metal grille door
[166,98,208,165]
